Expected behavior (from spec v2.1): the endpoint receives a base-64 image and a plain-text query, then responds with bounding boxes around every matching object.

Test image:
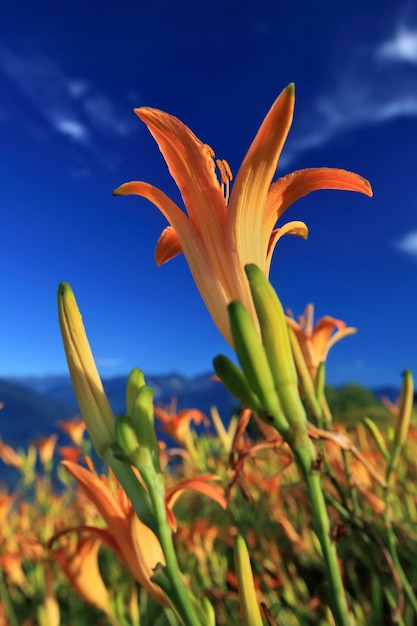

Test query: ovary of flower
[114,84,372,345]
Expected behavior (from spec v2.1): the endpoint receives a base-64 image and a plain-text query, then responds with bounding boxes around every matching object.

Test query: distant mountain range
[0,372,401,446]
[0,372,239,446]
[0,372,240,489]
[0,372,403,490]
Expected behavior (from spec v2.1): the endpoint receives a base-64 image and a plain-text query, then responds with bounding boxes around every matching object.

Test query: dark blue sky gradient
[1,0,416,387]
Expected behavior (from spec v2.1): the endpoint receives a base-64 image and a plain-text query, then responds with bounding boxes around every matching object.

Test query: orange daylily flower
[154,403,208,447]
[57,418,86,447]
[286,304,357,382]
[58,445,82,463]
[61,459,168,606]
[37,434,59,466]
[61,459,226,606]
[114,84,372,344]
[0,439,24,469]
[51,533,113,618]
[0,553,28,590]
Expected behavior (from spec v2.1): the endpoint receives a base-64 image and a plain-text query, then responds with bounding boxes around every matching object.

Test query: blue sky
[1,0,416,388]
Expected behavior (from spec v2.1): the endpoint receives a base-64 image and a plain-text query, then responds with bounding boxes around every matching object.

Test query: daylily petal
[128,508,168,606]
[321,326,357,358]
[266,220,309,274]
[52,534,112,616]
[155,226,183,265]
[134,107,226,243]
[62,460,126,524]
[312,316,357,362]
[115,87,373,347]
[113,181,192,242]
[263,167,373,270]
[166,475,226,509]
[287,305,357,380]
[229,84,295,270]
[61,461,168,605]
[114,180,235,342]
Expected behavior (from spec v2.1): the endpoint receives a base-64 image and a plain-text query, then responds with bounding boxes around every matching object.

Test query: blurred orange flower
[51,533,114,618]
[286,304,357,382]
[0,439,23,469]
[114,84,372,344]
[37,434,59,466]
[154,404,208,448]
[61,459,168,606]
[58,445,82,463]
[57,418,86,447]
[61,459,226,606]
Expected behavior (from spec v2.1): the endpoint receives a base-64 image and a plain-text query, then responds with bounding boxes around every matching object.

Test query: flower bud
[57,283,115,458]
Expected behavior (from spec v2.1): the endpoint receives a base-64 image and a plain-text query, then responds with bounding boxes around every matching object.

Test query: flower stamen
[215,158,233,204]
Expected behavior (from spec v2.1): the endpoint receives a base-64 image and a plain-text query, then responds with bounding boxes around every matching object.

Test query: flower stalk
[215,265,352,625]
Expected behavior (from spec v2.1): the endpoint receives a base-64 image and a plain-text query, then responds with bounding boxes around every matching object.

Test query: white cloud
[376,27,417,64]
[83,94,131,137]
[96,357,124,368]
[281,20,417,168]
[52,118,89,142]
[395,230,417,257]
[0,46,137,172]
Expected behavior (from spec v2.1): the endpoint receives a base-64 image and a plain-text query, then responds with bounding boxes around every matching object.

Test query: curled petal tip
[112,183,134,196]
[366,180,373,197]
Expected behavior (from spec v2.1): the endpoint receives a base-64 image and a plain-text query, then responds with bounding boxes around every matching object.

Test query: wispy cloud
[395,230,417,257]
[52,118,90,143]
[281,19,417,167]
[376,27,417,64]
[96,357,124,368]
[0,47,137,173]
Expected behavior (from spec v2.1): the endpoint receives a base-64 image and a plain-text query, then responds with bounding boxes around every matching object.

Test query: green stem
[293,445,352,626]
[0,573,19,626]
[274,381,351,626]
[341,450,360,517]
[139,457,203,626]
[105,449,155,532]
[383,500,417,616]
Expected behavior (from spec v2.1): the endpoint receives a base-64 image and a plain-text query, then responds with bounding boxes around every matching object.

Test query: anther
[221,159,233,182]
[215,158,233,204]
[215,159,229,184]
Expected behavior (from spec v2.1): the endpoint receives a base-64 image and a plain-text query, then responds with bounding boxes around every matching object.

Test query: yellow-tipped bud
[234,535,263,626]
[387,370,414,480]
[57,283,115,458]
